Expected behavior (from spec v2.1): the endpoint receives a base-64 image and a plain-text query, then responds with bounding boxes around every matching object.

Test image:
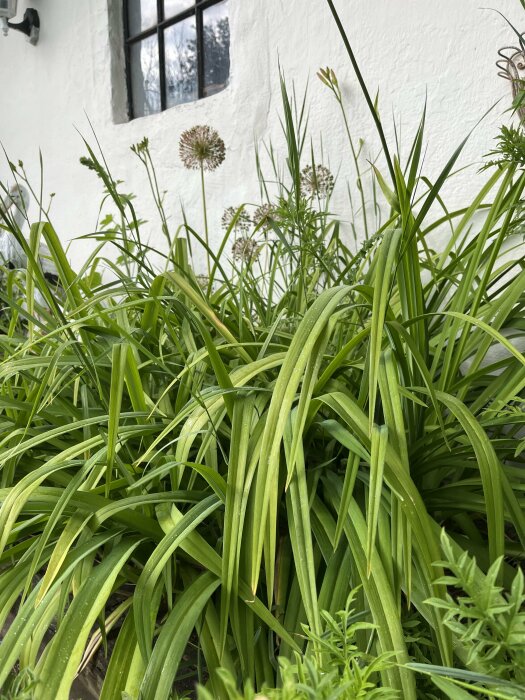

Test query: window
[124,0,230,119]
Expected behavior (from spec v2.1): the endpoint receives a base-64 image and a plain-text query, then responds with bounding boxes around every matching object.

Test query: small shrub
[197,588,398,699]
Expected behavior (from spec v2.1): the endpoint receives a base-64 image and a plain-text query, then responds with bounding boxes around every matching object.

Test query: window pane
[164,17,198,107]
[127,0,158,36]
[164,0,194,18]
[203,0,230,97]
[130,36,161,117]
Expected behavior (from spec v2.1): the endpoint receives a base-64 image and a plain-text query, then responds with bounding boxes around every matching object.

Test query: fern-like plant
[197,588,398,699]
[410,532,525,699]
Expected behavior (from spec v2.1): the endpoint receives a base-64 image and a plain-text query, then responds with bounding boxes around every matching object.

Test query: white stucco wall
[0,0,522,271]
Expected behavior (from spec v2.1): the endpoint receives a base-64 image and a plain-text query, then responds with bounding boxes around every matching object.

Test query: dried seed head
[196,274,209,290]
[300,164,334,199]
[222,206,251,233]
[179,125,225,171]
[231,237,260,263]
[252,203,277,231]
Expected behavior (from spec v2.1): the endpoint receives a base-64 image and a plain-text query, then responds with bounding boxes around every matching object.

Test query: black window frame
[123,0,229,119]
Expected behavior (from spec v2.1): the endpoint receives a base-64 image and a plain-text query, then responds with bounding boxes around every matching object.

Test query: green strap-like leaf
[35,538,141,700]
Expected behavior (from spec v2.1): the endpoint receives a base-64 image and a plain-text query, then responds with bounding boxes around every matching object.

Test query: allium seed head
[300,164,334,199]
[196,274,209,290]
[252,203,277,231]
[179,125,225,171]
[222,206,251,233]
[231,237,260,263]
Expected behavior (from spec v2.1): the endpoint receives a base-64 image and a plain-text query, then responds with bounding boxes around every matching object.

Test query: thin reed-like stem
[200,163,210,277]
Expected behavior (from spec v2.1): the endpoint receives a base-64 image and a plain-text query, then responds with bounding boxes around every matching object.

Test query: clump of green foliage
[485,125,525,168]
[0,669,38,700]
[197,588,398,699]
[432,538,524,684]
[0,3,523,700]
[419,532,525,698]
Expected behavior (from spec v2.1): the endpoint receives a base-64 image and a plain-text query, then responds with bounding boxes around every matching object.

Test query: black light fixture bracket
[7,7,39,45]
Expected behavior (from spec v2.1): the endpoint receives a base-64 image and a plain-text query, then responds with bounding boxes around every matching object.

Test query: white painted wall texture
[0,0,522,270]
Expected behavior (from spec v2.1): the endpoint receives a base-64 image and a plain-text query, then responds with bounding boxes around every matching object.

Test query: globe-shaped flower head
[179,125,225,171]
[252,203,278,231]
[300,164,334,199]
[222,205,251,233]
[231,237,260,264]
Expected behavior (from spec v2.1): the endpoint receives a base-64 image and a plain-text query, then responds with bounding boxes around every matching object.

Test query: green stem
[200,164,210,277]
[146,151,173,255]
[338,94,370,239]
[325,0,396,185]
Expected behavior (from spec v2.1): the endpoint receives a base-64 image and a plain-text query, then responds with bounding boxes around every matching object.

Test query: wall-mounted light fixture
[0,1,39,46]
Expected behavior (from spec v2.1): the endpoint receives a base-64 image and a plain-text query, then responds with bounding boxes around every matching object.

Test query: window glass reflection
[164,0,194,18]
[125,0,230,118]
[127,0,157,36]
[130,36,161,117]
[203,0,230,97]
[165,18,198,107]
